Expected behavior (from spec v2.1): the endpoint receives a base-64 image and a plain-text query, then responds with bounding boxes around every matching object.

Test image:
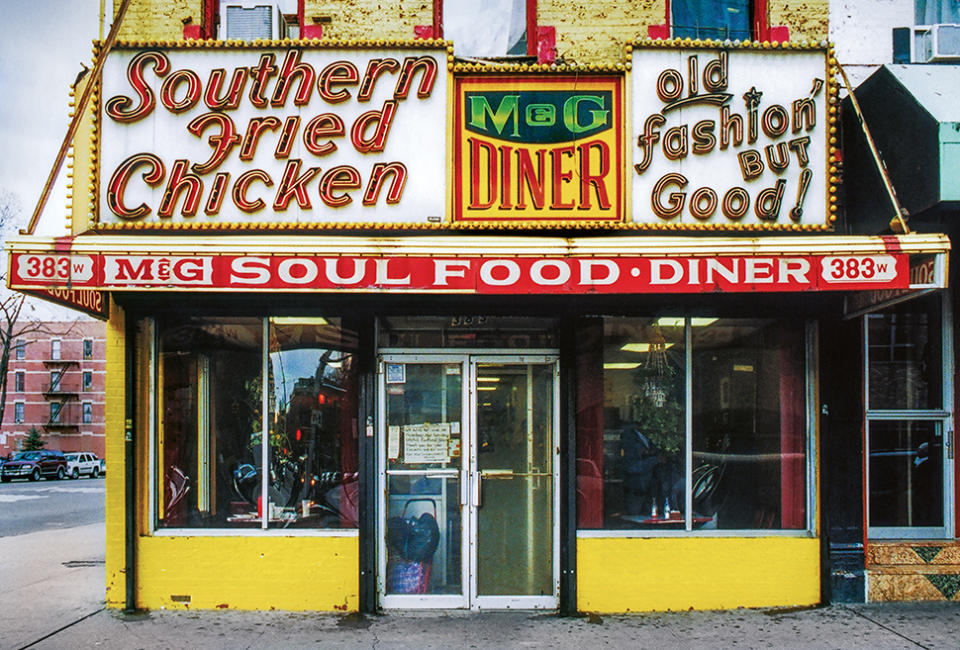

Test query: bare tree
[0,189,78,435]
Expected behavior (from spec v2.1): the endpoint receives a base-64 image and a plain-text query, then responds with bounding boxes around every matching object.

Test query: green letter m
[469,94,521,138]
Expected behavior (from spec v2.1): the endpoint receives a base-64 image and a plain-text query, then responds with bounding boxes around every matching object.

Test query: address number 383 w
[820,255,898,284]
[15,254,95,284]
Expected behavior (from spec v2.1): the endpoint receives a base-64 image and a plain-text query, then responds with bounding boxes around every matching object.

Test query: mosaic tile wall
[867,542,960,602]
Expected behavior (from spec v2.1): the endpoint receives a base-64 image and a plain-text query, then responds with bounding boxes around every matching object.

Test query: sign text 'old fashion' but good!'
[631,46,830,229]
[99,45,447,227]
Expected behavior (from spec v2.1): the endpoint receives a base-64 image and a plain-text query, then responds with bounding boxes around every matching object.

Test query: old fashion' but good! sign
[632,47,829,228]
[99,46,446,227]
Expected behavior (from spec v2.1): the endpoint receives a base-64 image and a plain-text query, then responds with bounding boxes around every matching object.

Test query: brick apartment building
[1,320,106,458]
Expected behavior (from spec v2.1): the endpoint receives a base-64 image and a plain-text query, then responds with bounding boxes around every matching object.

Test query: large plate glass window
[154,315,358,531]
[576,317,809,533]
[865,293,953,538]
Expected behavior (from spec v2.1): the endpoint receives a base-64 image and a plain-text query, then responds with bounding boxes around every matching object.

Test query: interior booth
[5,39,950,613]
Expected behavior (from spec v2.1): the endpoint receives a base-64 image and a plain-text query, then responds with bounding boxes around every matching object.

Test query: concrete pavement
[3,523,960,649]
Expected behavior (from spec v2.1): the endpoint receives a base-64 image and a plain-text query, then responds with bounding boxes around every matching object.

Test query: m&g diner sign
[96,43,828,230]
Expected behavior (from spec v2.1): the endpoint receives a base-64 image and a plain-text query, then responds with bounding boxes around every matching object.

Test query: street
[0,477,106,649]
[0,476,105,536]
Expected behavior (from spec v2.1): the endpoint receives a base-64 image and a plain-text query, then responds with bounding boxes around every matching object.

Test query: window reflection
[868,294,941,410]
[267,318,358,528]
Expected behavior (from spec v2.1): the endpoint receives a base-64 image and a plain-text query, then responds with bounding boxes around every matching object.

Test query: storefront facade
[7,1,951,613]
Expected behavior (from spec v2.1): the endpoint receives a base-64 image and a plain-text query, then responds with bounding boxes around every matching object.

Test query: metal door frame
[376,352,560,610]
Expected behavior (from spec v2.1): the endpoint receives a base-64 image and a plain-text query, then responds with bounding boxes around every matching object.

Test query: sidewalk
[24,602,960,649]
[2,524,959,649]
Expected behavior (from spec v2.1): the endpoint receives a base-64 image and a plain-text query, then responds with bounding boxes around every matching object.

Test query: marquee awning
[5,233,949,320]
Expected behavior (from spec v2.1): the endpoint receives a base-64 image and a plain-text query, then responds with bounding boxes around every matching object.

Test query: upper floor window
[14,402,24,424]
[15,339,25,360]
[83,339,93,360]
[219,0,298,40]
[50,371,61,393]
[83,371,93,391]
[82,402,93,424]
[673,0,752,41]
[444,0,530,58]
[50,402,62,424]
[14,371,24,393]
[51,340,61,361]
[917,0,960,23]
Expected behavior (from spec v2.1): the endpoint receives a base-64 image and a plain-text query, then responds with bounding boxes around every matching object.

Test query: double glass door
[378,354,559,609]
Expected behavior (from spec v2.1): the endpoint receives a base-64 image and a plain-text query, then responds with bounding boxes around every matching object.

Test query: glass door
[379,356,468,608]
[470,357,559,610]
[378,354,559,610]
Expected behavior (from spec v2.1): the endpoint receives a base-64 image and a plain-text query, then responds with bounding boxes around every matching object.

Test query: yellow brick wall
[104,299,127,607]
[769,0,829,42]
[305,0,432,41]
[108,1,829,53]
[115,0,201,41]
[539,1,662,66]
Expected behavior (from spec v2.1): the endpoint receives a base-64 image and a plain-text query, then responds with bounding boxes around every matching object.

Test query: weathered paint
[135,536,359,611]
[769,0,829,43]
[116,0,199,41]
[306,0,431,42]
[539,1,662,66]
[577,537,820,612]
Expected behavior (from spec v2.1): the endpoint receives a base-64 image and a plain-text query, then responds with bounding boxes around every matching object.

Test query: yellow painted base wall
[578,537,820,612]
[127,536,359,611]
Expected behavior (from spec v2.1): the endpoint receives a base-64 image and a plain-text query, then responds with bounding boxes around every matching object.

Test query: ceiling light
[620,342,674,353]
[603,362,641,370]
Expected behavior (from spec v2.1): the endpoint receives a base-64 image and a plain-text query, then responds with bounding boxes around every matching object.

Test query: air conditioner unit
[914,24,960,62]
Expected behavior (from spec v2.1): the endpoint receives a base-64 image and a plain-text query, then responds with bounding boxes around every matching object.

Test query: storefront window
[158,317,263,529]
[867,296,942,410]
[267,317,358,529]
[577,317,808,532]
[865,293,951,538]
[156,316,359,530]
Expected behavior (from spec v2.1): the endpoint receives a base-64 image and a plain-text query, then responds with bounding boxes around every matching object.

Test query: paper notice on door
[403,423,451,463]
[388,425,401,460]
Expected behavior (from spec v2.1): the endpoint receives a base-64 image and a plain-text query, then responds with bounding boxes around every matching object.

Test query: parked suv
[64,452,101,479]
[1,450,68,482]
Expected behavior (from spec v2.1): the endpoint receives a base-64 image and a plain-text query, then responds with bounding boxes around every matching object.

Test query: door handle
[460,470,469,506]
[471,472,481,508]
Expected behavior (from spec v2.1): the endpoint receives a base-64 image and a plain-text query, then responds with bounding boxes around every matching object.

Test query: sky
[0,0,101,236]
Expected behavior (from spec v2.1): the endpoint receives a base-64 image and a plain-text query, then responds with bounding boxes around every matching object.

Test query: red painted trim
[297,0,305,38]
[203,0,217,39]
[183,24,202,40]
[537,25,556,64]
[647,25,670,40]
[302,24,323,39]
[526,0,538,57]
[755,0,769,41]
[414,25,435,39]
[434,0,443,38]
[768,25,790,42]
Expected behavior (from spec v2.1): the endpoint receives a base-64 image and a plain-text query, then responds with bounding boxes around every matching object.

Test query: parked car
[1,450,68,482]
[64,452,101,479]
[99,458,106,476]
